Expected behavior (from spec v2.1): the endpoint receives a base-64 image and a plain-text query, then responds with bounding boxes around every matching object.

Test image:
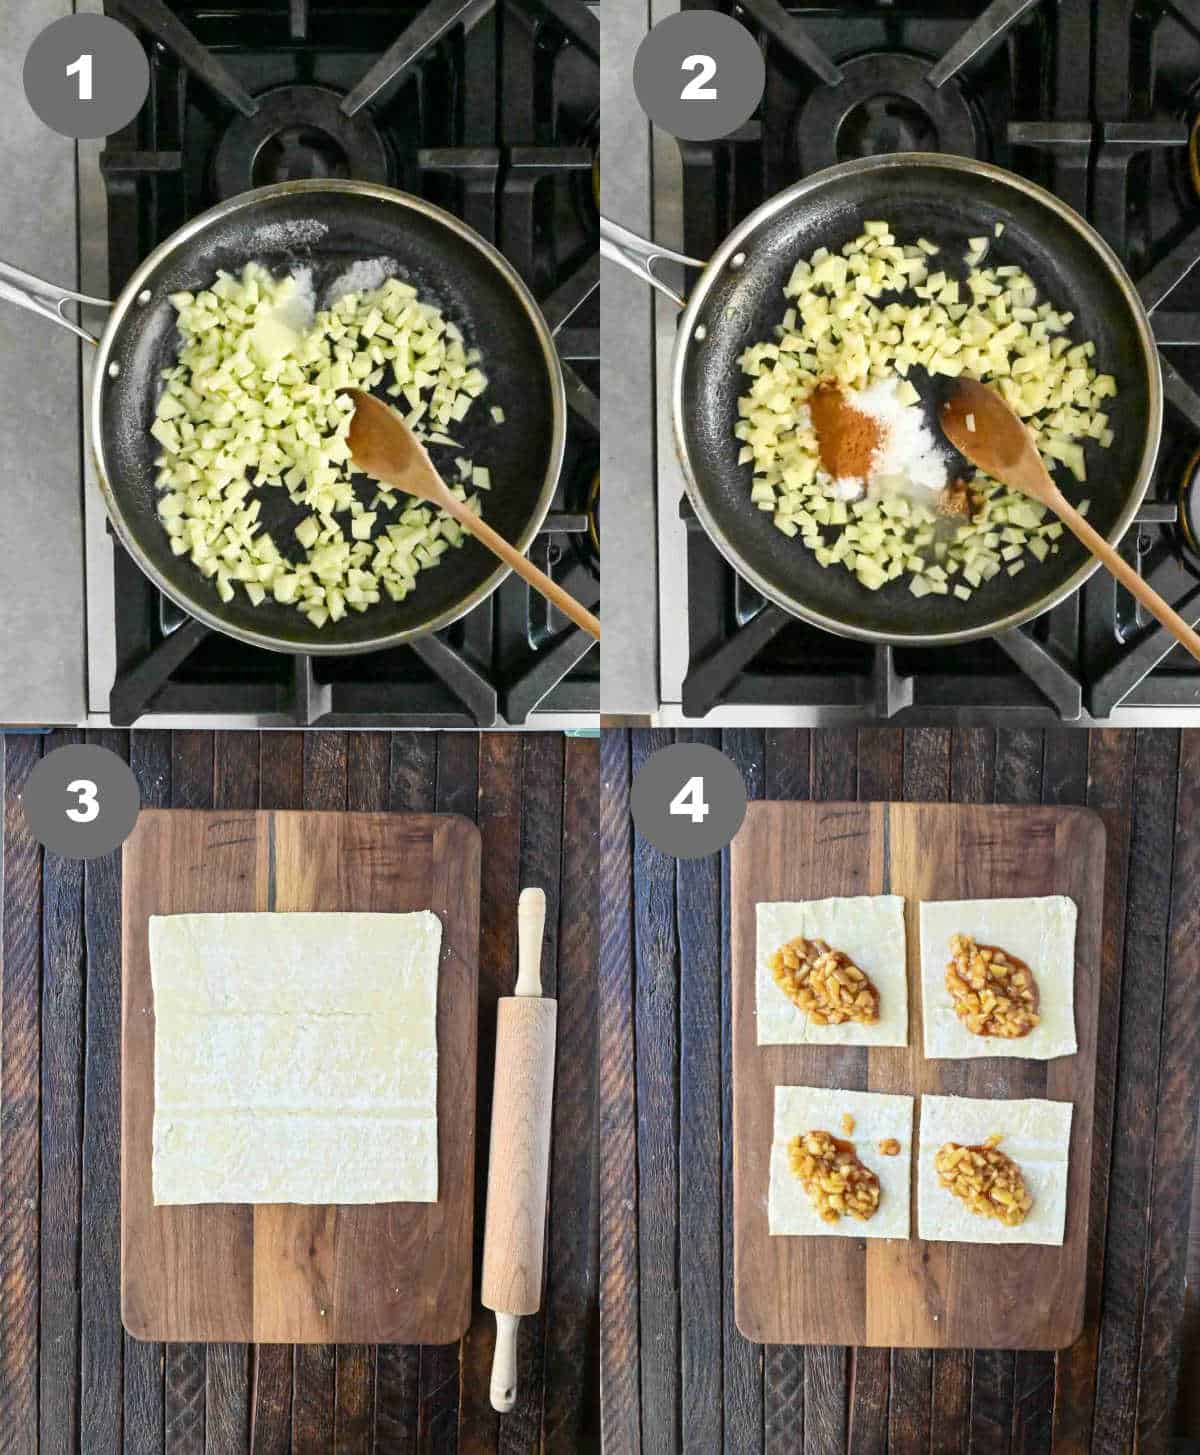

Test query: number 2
[680,53,718,101]
[670,775,710,825]
[66,52,93,101]
[66,778,100,824]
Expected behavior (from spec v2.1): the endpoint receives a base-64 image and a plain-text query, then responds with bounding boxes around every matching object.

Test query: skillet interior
[677,158,1156,642]
[95,184,561,652]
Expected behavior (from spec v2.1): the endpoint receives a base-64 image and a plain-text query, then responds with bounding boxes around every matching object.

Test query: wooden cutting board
[121,808,480,1345]
[731,801,1104,1350]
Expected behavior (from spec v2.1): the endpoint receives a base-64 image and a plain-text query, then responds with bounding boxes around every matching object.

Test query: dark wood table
[600,727,1200,1455]
[0,729,599,1454]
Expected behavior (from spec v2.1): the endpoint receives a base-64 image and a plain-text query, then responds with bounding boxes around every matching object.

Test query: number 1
[66,52,93,101]
[680,53,718,101]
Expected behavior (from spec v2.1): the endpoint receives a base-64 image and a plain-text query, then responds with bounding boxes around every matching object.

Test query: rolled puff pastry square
[917,1094,1073,1246]
[150,911,442,1206]
[756,897,907,1046]
[919,896,1077,1060]
[768,1085,914,1239]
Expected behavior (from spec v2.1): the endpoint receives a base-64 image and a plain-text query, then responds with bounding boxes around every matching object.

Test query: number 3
[66,778,100,824]
[670,775,710,825]
[66,52,93,101]
[680,53,718,101]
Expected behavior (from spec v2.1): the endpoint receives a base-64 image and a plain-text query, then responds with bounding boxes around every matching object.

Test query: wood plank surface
[120,808,481,1347]
[730,800,1104,1350]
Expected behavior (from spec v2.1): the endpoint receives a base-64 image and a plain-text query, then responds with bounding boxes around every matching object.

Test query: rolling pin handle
[516,887,546,997]
[490,1311,520,1413]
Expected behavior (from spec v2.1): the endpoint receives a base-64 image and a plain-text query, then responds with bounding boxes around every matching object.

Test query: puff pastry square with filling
[917,1094,1073,1246]
[768,1084,914,1239]
[919,896,1077,1060]
[756,897,908,1046]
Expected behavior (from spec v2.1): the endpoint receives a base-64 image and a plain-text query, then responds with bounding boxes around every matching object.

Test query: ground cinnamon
[808,382,881,481]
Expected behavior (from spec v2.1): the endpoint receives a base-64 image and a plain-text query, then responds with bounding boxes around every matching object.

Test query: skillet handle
[599,216,703,310]
[0,258,112,347]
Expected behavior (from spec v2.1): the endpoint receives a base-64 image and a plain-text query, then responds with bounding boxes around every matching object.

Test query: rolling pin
[481,887,558,1414]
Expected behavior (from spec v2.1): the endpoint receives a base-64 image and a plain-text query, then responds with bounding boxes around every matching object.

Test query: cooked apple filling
[769,937,880,1025]
[788,1129,880,1223]
[945,933,1040,1038]
[935,1134,1033,1226]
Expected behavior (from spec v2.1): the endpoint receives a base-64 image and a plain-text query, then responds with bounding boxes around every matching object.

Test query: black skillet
[0,180,565,654]
[601,153,1161,645]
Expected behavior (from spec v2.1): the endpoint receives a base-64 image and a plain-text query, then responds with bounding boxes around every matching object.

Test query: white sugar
[274,266,315,331]
[851,377,949,496]
[327,257,396,305]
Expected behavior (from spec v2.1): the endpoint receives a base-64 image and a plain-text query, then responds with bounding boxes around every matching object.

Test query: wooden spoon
[941,378,1200,664]
[345,389,600,640]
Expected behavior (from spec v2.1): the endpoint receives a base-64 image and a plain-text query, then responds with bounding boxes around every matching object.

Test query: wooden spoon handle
[1052,494,1200,664]
[445,500,601,640]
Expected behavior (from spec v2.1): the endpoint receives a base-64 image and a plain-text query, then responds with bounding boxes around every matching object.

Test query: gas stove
[77,0,599,729]
[609,0,1200,725]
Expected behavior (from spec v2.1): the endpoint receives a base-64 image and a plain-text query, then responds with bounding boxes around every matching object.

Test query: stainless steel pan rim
[88,178,568,656]
[666,151,1164,648]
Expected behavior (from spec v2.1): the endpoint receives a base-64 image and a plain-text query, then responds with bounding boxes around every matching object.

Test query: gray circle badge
[21,744,141,860]
[633,11,765,143]
[630,742,748,859]
[23,15,150,140]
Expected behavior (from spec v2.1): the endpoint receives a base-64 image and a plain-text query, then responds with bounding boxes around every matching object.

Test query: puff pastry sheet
[150,911,441,1206]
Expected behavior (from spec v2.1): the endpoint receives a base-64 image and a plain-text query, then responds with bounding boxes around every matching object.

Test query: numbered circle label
[630,743,747,859]
[633,11,765,143]
[21,744,140,860]
[23,14,150,140]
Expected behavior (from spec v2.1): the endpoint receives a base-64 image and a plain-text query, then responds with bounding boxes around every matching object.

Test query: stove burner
[212,85,390,199]
[795,55,982,173]
[841,95,940,155]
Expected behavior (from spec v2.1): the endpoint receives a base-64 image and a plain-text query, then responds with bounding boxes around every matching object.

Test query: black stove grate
[100,0,598,726]
[1080,0,1200,718]
[676,0,1200,722]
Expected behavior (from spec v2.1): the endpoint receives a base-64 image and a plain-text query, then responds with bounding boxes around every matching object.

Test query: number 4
[67,52,93,101]
[670,775,710,825]
[680,53,718,101]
